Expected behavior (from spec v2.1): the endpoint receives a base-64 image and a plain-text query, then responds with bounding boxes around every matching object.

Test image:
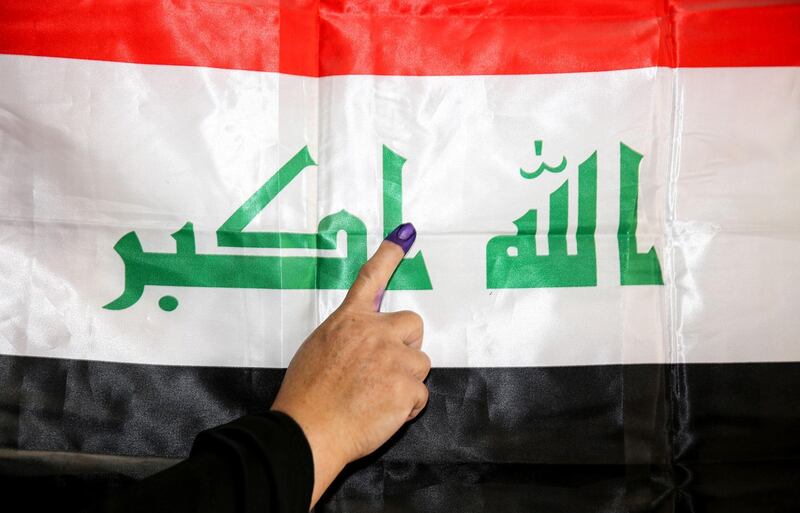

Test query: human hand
[271,223,430,508]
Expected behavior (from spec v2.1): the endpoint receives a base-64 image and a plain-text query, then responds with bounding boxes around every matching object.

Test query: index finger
[343,223,416,311]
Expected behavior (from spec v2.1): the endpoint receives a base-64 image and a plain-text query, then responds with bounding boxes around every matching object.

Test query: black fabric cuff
[192,411,314,513]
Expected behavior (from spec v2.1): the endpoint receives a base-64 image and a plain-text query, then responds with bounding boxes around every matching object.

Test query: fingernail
[385,222,416,254]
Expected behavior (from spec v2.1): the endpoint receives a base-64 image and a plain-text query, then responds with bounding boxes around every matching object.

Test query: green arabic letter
[487,152,598,288]
[617,143,663,286]
[216,146,319,249]
[519,140,568,180]
[382,145,432,290]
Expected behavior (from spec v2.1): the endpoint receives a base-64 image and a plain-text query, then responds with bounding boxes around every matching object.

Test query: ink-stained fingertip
[385,223,416,254]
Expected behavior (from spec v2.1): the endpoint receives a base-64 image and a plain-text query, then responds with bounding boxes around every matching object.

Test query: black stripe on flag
[1,354,798,512]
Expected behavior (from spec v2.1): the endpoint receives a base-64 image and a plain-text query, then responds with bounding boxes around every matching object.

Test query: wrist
[271,402,350,508]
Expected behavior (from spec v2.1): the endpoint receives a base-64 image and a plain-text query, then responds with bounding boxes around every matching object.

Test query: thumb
[343,223,416,311]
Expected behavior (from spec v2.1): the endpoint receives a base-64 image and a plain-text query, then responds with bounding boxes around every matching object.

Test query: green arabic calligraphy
[519,139,567,179]
[382,146,433,290]
[216,147,320,249]
[487,143,663,288]
[104,146,431,312]
[618,143,663,285]
[488,152,598,288]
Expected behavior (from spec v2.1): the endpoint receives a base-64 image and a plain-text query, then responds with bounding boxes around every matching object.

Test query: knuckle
[419,383,430,403]
[399,310,423,327]
[409,383,429,413]
[419,351,432,371]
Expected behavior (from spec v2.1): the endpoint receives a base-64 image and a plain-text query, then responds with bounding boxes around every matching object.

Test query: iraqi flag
[1,1,799,511]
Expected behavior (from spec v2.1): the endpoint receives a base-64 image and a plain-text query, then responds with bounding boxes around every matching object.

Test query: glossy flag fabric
[1,1,799,511]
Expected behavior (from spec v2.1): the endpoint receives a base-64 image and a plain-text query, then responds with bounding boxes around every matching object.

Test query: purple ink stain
[375,223,416,311]
[385,222,416,254]
[374,287,385,311]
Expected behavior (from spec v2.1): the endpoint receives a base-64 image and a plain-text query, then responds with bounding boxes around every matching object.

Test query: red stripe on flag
[0,0,798,76]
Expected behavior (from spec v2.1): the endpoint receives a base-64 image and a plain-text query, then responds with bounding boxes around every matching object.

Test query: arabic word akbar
[104,146,431,312]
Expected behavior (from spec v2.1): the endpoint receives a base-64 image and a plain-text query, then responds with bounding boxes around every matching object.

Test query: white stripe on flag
[1,55,798,367]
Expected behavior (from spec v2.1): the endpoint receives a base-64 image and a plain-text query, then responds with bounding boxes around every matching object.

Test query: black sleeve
[87,411,314,513]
